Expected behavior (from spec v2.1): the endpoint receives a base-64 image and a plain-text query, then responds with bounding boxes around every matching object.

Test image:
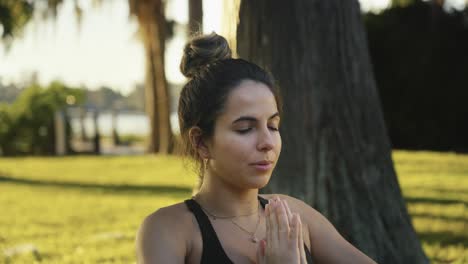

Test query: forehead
[220,80,278,120]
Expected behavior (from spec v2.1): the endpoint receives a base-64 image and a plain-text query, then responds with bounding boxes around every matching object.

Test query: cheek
[272,133,282,161]
[216,135,252,158]
[212,132,253,163]
[276,134,282,153]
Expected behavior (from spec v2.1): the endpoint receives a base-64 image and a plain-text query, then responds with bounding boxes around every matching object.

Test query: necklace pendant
[251,237,259,243]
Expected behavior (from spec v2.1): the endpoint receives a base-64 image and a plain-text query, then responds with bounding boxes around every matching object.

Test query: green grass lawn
[393,151,467,263]
[0,151,466,263]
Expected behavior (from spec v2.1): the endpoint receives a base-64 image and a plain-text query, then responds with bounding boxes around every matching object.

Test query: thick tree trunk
[132,0,173,154]
[188,0,203,33]
[237,1,429,263]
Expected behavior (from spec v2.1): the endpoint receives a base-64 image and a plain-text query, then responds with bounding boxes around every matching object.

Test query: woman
[136,33,377,264]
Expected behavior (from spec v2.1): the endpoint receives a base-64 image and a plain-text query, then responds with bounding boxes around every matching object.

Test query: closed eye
[236,126,279,134]
[236,128,252,134]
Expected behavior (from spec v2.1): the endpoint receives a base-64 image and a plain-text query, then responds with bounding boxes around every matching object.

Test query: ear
[188,126,211,159]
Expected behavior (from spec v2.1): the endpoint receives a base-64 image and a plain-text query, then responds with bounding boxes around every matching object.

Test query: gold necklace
[192,196,260,219]
[230,212,261,243]
[193,196,262,243]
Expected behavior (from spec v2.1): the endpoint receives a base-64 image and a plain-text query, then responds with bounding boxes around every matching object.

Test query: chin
[246,174,271,189]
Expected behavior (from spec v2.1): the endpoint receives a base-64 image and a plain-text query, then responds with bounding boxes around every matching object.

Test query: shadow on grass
[404,197,468,207]
[0,175,193,197]
[404,187,468,197]
[410,212,467,223]
[417,230,468,247]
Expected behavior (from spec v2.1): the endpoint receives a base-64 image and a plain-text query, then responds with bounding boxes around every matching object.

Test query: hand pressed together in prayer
[257,198,308,264]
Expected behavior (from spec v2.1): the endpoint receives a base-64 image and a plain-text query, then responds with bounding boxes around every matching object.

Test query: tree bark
[221,0,241,58]
[131,0,173,154]
[237,1,429,263]
[188,0,203,34]
[79,107,87,142]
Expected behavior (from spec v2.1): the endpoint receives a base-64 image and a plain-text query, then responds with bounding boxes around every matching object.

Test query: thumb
[256,239,266,263]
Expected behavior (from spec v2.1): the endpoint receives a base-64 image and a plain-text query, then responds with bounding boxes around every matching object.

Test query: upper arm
[135,208,188,264]
[280,194,377,264]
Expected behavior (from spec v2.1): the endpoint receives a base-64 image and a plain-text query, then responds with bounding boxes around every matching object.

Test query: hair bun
[180,32,232,78]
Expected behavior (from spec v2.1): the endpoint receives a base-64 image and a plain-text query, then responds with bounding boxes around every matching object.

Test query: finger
[282,199,293,224]
[297,215,307,264]
[289,213,300,247]
[261,239,267,257]
[276,198,290,240]
[265,203,271,245]
[268,200,279,246]
[256,239,266,264]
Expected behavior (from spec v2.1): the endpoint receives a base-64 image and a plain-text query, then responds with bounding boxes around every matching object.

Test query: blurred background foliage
[0,81,84,156]
[365,0,468,152]
[0,0,34,48]
[2,0,468,155]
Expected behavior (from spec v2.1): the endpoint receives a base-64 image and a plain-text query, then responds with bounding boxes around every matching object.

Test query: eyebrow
[232,112,280,124]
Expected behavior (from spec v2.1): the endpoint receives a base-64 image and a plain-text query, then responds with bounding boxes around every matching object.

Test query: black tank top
[184,196,314,263]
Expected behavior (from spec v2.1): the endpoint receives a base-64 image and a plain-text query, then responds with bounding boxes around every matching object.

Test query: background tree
[221,0,241,58]
[365,1,468,151]
[0,81,84,155]
[237,0,428,263]
[129,0,173,154]
[0,0,174,154]
[0,0,33,48]
[391,0,445,8]
[188,0,202,34]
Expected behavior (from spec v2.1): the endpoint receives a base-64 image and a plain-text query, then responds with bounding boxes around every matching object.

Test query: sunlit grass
[0,155,197,264]
[0,151,466,263]
[393,151,468,263]
[0,155,195,188]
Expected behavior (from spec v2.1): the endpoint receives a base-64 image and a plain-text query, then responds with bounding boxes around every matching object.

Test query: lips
[250,160,274,172]
[250,160,273,165]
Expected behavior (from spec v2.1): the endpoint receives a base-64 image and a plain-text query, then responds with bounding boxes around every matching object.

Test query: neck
[194,172,260,217]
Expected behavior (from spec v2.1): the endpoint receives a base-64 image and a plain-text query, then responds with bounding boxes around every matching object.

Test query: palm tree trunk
[188,0,203,33]
[132,0,173,154]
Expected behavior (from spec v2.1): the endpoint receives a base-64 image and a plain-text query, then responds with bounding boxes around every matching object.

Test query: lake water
[70,112,180,137]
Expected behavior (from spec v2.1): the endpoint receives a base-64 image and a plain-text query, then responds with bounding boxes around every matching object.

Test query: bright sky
[0,0,426,95]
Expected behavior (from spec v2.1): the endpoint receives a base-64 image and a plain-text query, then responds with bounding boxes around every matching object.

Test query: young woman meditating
[136,33,376,264]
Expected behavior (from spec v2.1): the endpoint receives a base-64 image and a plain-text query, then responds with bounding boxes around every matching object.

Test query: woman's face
[206,80,282,190]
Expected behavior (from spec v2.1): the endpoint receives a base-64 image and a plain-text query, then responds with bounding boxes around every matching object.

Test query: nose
[257,127,275,152]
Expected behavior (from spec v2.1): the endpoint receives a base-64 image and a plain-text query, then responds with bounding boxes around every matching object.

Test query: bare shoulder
[136,202,194,264]
[139,202,194,232]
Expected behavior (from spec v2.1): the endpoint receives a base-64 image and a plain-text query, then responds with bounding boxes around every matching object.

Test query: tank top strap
[184,199,233,263]
[258,195,269,208]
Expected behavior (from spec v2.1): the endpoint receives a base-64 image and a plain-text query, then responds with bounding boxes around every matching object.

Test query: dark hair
[178,32,282,188]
